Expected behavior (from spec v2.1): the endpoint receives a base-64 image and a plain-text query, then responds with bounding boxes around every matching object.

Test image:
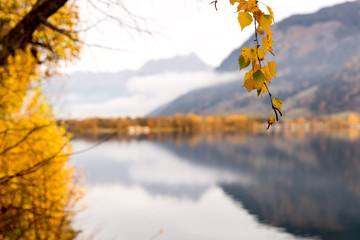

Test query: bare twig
[210,1,218,11]
[70,130,118,156]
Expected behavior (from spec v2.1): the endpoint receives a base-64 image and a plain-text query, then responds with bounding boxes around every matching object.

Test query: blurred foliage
[0,0,83,239]
[65,113,259,136]
[64,113,360,138]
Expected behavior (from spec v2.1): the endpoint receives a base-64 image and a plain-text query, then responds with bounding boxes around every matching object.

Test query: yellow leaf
[252,10,262,22]
[268,61,276,78]
[262,83,268,93]
[262,34,273,52]
[243,75,256,92]
[253,63,261,71]
[246,0,259,12]
[262,65,272,83]
[230,0,247,6]
[256,25,264,35]
[244,71,252,81]
[241,47,257,62]
[257,48,266,60]
[237,1,247,12]
[259,14,272,33]
[238,12,253,30]
[272,97,282,112]
[267,114,275,130]
[262,36,269,52]
[267,6,275,23]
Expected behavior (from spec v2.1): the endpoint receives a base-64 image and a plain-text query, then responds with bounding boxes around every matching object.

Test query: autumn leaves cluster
[0,1,82,239]
[230,0,282,128]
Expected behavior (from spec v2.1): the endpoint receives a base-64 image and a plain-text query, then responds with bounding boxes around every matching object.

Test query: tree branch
[210,1,218,11]
[0,141,68,185]
[0,125,50,156]
[0,0,69,65]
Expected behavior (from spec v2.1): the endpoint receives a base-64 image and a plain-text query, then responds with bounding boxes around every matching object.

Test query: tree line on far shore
[63,113,360,136]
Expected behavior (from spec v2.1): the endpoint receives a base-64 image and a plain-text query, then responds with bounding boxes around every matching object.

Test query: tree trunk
[0,0,68,65]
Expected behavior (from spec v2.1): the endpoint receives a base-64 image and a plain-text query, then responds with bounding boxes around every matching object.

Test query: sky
[67,0,356,73]
[54,0,356,118]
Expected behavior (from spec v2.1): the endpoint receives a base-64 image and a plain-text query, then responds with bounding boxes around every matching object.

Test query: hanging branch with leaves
[233,0,282,129]
[212,0,282,129]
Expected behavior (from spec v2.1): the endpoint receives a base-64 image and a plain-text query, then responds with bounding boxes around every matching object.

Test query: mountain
[46,54,215,117]
[148,80,268,116]
[311,54,360,114]
[137,53,212,75]
[152,1,360,117]
[51,53,212,102]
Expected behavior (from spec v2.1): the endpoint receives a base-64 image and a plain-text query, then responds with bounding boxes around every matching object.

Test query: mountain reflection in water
[72,130,360,240]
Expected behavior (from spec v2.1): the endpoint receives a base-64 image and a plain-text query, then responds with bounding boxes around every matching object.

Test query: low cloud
[53,71,239,118]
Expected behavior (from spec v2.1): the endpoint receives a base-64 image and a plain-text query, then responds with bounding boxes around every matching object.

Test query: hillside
[151,1,360,117]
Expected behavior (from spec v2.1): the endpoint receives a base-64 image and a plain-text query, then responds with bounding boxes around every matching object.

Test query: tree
[0,0,281,237]
[0,0,82,239]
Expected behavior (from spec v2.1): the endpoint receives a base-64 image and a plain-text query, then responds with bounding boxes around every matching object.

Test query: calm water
[71,131,360,240]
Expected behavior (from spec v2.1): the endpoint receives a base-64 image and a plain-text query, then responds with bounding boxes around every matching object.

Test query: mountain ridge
[137,53,212,75]
[151,1,360,117]
[48,53,213,105]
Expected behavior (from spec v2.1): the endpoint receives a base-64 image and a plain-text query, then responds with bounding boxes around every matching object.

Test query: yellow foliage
[186,113,202,124]
[268,61,277,78]
[238,12,253,30]
[229,0,282,129]
[267,114,275,130]
[225,115,247,123]
[348,113,359,123]
[241,47,257,63]
[246,0,260,12]
[0,1,82,239]
[259,14,272,33]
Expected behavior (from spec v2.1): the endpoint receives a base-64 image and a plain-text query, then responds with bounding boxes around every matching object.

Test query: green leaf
[238,55,250,71]
[272,97,282,112]
[257,89,262,96]
[253,69,266,87]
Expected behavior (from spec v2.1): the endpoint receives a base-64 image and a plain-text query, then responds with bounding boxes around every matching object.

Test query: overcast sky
[66,0,355,73]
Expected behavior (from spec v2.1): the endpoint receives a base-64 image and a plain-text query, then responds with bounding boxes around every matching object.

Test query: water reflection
[72,131,360,240]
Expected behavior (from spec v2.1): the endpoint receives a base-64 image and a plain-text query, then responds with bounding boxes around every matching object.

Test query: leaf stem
[264,84,282,121]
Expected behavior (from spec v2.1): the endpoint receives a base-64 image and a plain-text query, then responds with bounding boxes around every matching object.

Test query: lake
[71,130,360,240]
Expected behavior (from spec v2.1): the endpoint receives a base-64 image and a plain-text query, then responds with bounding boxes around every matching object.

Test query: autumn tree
[0,0,83,239]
